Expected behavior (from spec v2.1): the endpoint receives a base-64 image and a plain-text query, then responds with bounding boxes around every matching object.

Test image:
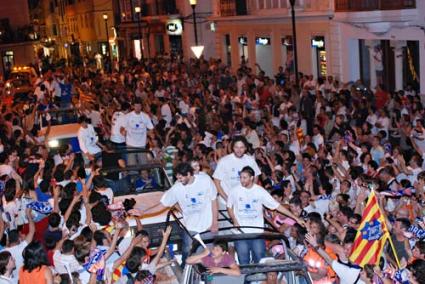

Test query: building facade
[210,0,424,93]
[41,0,117,61]
[0,0,37,74]
[332,0,424,93]
[210,0,334,78]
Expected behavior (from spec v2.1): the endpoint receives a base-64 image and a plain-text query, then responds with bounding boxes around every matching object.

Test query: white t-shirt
[53,250,82,274]
[227,184,279,233]
[160,103,172,126]
[77,124,101,155]
[110,111,127,143]
[213,153,261,196]
[160,174,217,233]
[123,111,154,147]
[96,188,114,204]
[312,134,324,149]
[4,241,28,272]
[0,165,15,177]
[331,260,365,284]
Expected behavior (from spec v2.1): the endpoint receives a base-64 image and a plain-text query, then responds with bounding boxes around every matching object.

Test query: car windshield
[101,165,171,196]
[10,79,30,87]
[38,108,79,126]
[9,72,30,81]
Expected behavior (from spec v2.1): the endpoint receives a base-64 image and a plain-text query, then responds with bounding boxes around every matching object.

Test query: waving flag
[349,190,390,267]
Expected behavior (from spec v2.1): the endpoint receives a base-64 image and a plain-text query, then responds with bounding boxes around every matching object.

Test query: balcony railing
[218,0,330,17]
[335,0,415,12]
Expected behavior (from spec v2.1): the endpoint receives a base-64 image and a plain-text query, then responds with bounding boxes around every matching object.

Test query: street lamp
[134,6,144,60]
[189,0,198,45]
[289,0,299,87]
[103,13,111,72]
[189,0,204,59]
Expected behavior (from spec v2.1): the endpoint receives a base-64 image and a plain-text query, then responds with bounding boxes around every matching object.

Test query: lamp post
[189,0,204,59]
[289,0,299,87]
[103,13,111,72]
[189,0,198,45]
[134,6,144,60]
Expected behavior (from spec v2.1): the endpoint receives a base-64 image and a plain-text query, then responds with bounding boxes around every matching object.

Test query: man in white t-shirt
[213,136,261,203]
[77,116,107,162]
[120,99,154,164]
[227,166,305,265]
[110,102,130,148]
[135,162,218,266]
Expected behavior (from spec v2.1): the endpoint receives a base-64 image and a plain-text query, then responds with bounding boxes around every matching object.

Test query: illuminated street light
[134,6,144,60]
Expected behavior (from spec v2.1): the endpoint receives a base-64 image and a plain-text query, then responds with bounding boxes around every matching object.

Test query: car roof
[40,123,80,139]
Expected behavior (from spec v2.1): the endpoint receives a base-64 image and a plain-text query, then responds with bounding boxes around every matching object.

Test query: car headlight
[5,82,10,88]
[48,139,59,148]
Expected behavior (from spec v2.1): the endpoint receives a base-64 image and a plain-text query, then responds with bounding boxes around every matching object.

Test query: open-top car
[37,107,80,151]
[181,225,312,284]
[101,148,183,247]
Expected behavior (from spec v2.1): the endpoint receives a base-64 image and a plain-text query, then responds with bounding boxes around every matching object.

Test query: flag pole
[386,235,401,269]
[374,190,401,269]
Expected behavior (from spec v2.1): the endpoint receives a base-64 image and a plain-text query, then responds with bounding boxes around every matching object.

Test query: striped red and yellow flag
[349,190,390,267]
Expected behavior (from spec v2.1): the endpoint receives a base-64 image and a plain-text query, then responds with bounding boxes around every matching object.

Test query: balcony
[335,0,416,12]
[217,0,331,17]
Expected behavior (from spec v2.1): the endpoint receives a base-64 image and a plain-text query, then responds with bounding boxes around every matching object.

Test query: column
[365,39,379,89]
[420,39,425,94]
[391,40,406,91]
[163,33,170,55]
[230,32,240,72]
[272,29,282,74]
[247,31,256,71]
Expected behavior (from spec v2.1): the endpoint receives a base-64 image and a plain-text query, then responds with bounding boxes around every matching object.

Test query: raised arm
[186,248,210,265]
[150,226,172,267]
[24,208,35,243]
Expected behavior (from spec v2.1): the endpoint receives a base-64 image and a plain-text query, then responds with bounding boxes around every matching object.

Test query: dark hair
[3,185,16,202]
[174,162,194,176]
[396,218,411,231]
[240,166,255,177]
[212,240,228,252]
[93,175,107,189]
[7,230,19,245]
[231,136,249,150]
[22,241,49,272]
[0,251,11,275]
[126,247,147,273]
[407,259,425,283]
[80,226,93,242]
[91,203,112,225]
[339,206,354,220]
[45,236,57,250]
[289,197,302,208]
[62,240,74,254]
[93,231,106,246]
[48,213,61,228]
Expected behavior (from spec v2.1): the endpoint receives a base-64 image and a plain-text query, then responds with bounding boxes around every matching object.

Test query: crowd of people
[0,54,424,284]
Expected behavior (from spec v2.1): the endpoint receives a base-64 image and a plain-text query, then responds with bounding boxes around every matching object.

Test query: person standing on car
[227,166,305,265]
[110,101,130,149]
[213,136,261,203]
[120,98,154,164]
[131,162,219,266]
[77,115,108,163]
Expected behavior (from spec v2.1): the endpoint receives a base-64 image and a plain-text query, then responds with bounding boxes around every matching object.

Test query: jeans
[234,239,266,265]
[182,230,216,267]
